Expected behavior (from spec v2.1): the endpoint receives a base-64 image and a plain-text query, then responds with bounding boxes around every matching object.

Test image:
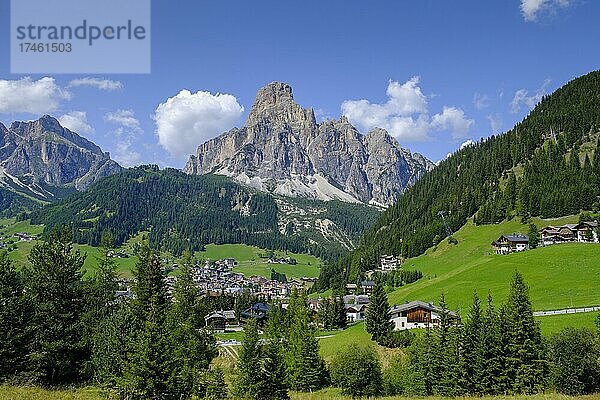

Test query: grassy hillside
[200,243,321,279]
[0,218,321,279]
[387,216,600,315]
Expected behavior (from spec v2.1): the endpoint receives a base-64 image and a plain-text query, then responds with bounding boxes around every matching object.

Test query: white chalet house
[491,234,529,254]
[345,304,366,322]
[389,301,459,331]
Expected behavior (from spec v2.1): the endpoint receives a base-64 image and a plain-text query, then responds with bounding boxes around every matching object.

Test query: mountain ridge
[0,115,122,209]
[314,70,600,290]
[184,81,434,206]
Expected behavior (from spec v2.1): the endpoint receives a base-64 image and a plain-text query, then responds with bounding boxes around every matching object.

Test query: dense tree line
[338,272,600,398]
[476,137,600,223]
[234,290,329,399]
[316,292,347,330]
[0,227,221,399]
[29,166,379,262]
[317,70,600,289]
[372,269,423,289]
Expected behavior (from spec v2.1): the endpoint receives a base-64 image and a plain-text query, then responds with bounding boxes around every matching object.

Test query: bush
[379,329,415,348]
[382,355,411,396]
[550,327,600,395]
[330,344,382,398]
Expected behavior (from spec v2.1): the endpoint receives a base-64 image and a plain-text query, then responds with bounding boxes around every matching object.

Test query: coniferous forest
[315,70,600,290]
[27,166,380,262]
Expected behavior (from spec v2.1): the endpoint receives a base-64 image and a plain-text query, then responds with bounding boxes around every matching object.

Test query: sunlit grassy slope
[0,219,321,279]
[388,216,600,316]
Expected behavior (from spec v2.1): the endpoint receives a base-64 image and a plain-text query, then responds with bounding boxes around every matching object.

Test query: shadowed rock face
[184,82,434,206]
[0,115,122,191]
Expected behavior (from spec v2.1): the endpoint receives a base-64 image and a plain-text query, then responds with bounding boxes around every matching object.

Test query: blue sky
[0,0,598,167]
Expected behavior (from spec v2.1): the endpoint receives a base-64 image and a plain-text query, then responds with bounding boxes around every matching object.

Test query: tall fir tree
[365,280,393,343]
[25,226,86,385]
[167,250,217,398]
[119,244,178,399]
[504,271,547,394]
[233,318,262,399]
[260,340,290,400]
[286,289,328,392]
[528,223,540,249]
[0,251,31,380]
[429,293,459,396]
[480,292,506,395]
[459,291,485,394]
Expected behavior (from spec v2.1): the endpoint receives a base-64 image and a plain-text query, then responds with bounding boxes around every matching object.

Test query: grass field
[537,312,598,336]
[199,243,322,279]
[2,385,600,400]
[0,218,321,280]
[386,217,600,316]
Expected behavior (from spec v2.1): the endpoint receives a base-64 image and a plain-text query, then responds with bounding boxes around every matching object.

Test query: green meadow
[387,217,600,315]
[0,219,321,279]
[3,385,600,400]
[199,243,322,279]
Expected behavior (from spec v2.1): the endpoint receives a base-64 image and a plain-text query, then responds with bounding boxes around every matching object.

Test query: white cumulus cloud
[0,77,71,115]
[510,79,551,113]
[431,107,474,139]
[342,77,474,142]
[154,89,244,158]
[104,109,143,167]
[520,0,572,21]
[487,114,503,134]
[58,111,94,135]
[68,77,123,91]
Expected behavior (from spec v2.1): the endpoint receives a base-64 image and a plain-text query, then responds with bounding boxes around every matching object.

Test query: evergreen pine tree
[430,293,459,396]
[260,340,290,400]
[0,251,31,380]
[528,223,540,249]
[459,291,485,394]
[119,244,178,399]
[233,318,262,399]
[334,292,347,329]
[365,280,393,343]
[504,271,547,394]
[286,289,328,391]
[25,226,86,385]
[168,250,217,398]
[480,292,506,395]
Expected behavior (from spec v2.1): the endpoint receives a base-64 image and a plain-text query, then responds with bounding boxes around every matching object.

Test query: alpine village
[3,7,600,397]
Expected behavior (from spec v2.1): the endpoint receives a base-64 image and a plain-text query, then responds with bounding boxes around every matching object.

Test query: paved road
[533,306,600,317]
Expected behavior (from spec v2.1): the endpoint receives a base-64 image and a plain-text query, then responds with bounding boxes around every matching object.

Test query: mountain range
[184,82,434,207]
[0,115,121,209]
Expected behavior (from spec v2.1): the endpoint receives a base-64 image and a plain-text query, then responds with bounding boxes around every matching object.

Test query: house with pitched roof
[492,233,529,254]
[389,300,459,331]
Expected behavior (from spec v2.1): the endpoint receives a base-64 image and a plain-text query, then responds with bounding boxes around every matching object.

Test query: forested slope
[316,70,600,289]
[29,166,379,260]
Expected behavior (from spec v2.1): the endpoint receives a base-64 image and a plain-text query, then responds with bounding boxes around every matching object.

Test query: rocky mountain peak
[0,115,122,192]
[185,82,434,206]
[247,81,316,130]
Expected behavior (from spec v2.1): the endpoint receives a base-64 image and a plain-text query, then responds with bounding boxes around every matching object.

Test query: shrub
[379,329,415,348]
[550,327,600,395]
[330,344,382,398]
